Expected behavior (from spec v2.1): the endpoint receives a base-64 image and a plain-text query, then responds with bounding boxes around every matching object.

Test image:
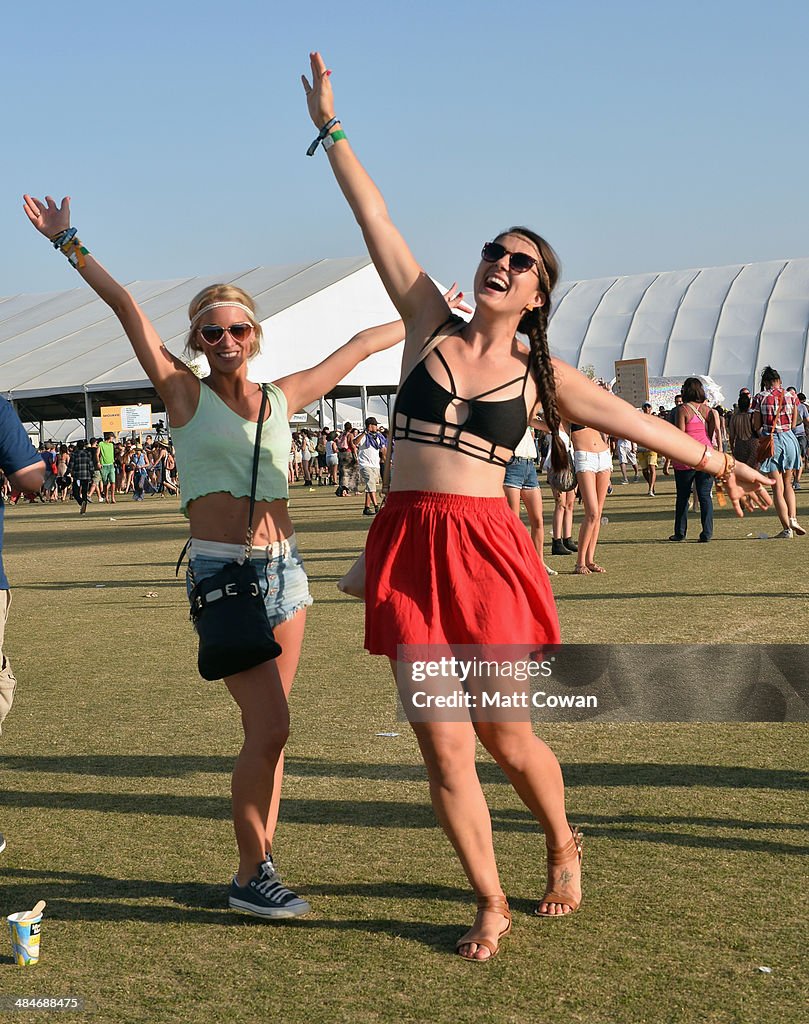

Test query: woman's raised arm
[23,195,197,417]
[301,52,449,336]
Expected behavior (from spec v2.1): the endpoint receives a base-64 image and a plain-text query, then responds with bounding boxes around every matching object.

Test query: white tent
[2,256,808,439]
[549,258,809,397]
[0,258,410,432]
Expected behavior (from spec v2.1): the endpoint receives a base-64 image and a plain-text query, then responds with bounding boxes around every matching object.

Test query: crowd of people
[0,432,178,510]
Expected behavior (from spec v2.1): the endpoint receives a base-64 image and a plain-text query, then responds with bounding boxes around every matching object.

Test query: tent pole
[83,390,93,440]
[318,397,326,428]
[360,385,368,426]
[331,398,337,430]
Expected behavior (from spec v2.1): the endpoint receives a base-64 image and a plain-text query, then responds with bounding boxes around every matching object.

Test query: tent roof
[3,256,808,424]
[548,257,809,396]
[0,257,410,420]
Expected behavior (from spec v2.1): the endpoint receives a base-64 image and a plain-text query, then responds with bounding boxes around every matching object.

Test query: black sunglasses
[481,241,539,275]
[198,322,254,345]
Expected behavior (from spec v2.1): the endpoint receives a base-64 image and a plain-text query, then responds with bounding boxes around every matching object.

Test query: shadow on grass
[1,793,805,854]
[556,591,777,602]
[16,580,183,592]
[0,869,468,948]
[4,756,807,792]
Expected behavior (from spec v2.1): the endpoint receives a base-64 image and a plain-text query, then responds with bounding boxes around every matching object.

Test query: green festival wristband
[322,129,347,152]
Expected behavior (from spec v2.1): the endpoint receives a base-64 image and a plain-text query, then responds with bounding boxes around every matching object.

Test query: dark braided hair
[501,226,567,472]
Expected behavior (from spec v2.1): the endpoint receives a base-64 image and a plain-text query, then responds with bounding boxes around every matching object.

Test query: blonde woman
[23,192,423,919]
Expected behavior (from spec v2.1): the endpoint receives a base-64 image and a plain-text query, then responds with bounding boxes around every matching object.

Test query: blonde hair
[185,284,263,359]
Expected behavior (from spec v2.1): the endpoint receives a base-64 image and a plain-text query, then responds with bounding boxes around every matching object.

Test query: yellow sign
[101,406,122,433]
[100,405,152,434]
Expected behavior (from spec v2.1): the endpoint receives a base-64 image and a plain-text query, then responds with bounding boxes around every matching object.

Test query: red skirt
[364,490,561,658]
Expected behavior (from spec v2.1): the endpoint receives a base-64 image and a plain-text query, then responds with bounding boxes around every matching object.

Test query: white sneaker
[544,563,559,576]
[774,528,794,539]
[789,518,806,536]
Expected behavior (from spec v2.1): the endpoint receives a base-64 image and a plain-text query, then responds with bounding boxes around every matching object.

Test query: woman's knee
[240,715,290,762]
[476,726,532,773]
[414,726,475,785]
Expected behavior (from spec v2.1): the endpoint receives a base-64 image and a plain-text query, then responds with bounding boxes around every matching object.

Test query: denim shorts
[186,536,313,628]
[758,430,801,474]
[503,457,540,489]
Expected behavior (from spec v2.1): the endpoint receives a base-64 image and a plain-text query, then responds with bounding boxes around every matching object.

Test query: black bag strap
[176,383,269,576]
[245,384,269,558]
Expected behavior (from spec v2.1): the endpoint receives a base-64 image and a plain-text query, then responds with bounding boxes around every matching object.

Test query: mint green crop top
[172,381,291,516]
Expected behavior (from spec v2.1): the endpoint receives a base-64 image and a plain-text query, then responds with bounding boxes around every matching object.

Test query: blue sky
[5,0,808,300]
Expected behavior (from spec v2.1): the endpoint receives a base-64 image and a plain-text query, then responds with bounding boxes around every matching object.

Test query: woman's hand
[443,283,473,315]
[302,51,335,129]
[724,461,772,517]
[23,194,70,239]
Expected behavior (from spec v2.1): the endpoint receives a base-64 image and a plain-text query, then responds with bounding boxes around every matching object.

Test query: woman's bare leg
[474,719,580,915]
[575,471,599,568]
[521,486,545,558]
[393,660,507,960]
[262,610,307,853]
[225,661,290,885]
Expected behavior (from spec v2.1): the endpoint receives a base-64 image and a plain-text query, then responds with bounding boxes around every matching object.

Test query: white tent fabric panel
[245,264,406,387]
[621,269,700,373]
[576,273,659,372]
[757,260,809,388]
[661,265,745,377]
[708,261,788,397]
[546,277,617,366]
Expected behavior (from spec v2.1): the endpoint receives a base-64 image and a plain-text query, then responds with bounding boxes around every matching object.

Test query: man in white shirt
[353,417,386,516]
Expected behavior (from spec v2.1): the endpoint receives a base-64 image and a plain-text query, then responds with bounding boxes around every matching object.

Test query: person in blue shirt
[0,398,45,856]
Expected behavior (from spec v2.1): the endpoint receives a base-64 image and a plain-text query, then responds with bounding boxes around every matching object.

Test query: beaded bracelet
[306,115,340,156]
[50,227,90,269]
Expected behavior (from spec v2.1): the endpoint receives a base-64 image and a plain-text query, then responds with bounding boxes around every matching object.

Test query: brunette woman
[670,377,722,543]
[570,417,612,573]
[752,366,804,538]
[302,52,772,960]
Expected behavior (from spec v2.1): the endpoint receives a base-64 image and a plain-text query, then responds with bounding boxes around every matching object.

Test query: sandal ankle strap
[475,894,510,917]
[546,826,584,865]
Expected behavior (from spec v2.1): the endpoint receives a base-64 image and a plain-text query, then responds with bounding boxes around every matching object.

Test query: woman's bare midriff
[571,425,609,453]
[389,440,510,497]
[188,493,294,545]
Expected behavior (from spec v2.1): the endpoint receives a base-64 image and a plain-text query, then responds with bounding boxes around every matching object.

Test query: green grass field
[0,478,806,1023]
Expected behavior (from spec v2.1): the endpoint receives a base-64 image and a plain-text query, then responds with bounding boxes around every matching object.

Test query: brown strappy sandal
[586,562,607,573]
[535,826,583,918]
[455,894,512,960]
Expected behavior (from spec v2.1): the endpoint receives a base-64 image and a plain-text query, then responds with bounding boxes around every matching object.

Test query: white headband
[189,301,257,327]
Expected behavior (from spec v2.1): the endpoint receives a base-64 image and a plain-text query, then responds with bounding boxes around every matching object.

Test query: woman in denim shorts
[503,428,557,576]
[24,189,416,921]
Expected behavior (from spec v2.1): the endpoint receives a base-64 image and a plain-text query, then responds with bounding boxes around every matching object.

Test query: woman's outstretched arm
[301,52,450,338]
[23,195,197,418]
[552,359,773,516]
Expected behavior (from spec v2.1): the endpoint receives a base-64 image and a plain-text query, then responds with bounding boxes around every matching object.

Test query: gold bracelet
[716,453,736,483]
[694,445,712,471]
